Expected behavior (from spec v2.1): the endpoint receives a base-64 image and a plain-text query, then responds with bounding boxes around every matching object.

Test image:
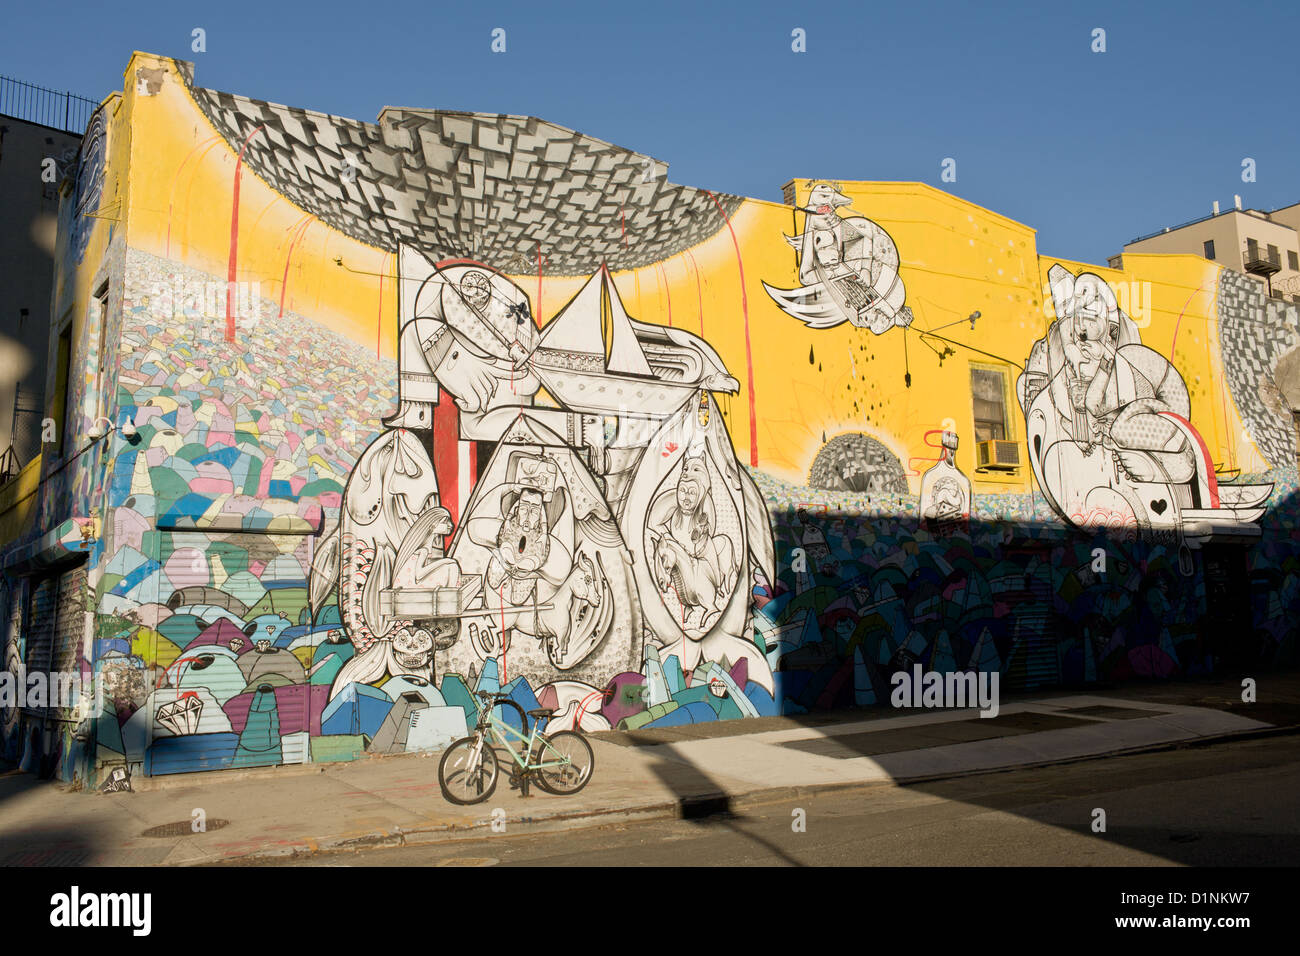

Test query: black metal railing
[1244,247,1282,276]
[0,75,99,135]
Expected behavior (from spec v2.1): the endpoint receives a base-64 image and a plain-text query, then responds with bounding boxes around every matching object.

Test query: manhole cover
[140,819,230,838]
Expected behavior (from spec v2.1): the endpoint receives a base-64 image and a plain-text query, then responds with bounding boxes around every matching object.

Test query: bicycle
[438,690,595,805]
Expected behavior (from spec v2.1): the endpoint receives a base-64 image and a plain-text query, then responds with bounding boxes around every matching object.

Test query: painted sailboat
[531,264,738,417]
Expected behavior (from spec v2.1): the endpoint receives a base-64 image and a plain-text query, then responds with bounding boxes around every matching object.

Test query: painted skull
[392,627,435,671]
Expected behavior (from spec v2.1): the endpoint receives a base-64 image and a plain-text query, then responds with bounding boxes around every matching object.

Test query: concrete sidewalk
[0,672,1295,866]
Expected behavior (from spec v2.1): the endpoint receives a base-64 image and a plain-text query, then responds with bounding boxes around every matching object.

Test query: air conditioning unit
[976,439,1020,471]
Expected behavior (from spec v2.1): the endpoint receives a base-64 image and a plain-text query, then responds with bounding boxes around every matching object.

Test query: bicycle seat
[527,708,555,719]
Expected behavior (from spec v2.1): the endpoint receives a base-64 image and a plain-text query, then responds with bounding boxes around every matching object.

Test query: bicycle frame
[476,697,573,773]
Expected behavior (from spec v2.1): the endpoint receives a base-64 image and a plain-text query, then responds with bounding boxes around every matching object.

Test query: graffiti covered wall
[2,52,1297,786]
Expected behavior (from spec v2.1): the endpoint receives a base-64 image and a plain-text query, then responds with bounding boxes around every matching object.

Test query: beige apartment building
[1112,198,1300,303]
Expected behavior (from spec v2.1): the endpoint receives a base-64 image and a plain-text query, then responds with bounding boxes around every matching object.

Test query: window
[51,324,73,457]
[1267,244,1280,266]
[91,283,110,424]
[1203,239,1216,260]
[1289,250,1299,272]
[971,366,1010,443]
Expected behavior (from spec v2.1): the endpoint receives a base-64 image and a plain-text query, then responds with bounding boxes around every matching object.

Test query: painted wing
[308,519,340,616]
[761,281,846,329]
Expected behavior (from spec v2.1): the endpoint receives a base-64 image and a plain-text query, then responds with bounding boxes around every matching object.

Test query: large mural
[307,249,776,733]
[2,53,1298,787]
[1019,264,1271,553]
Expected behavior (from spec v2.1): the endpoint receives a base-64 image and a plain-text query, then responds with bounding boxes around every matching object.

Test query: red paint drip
[279,217,313,319]
[1170,282,1206,356]
[226,124,265,343]
[655,260,672,327]
[166,136,221,258]
[499,582,507,685]
[683,247,705,336]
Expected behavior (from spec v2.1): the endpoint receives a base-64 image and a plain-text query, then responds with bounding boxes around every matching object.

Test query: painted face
[1072,313,1117,373]
[676,457,709,513]
[497,493,551,574]
[808,183,842,214]
[392,627,435,670]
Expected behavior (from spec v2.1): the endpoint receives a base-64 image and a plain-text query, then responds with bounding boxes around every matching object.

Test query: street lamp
[87,415,137,441]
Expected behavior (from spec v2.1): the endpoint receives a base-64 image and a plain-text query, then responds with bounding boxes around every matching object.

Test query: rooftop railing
[0,74,98,135]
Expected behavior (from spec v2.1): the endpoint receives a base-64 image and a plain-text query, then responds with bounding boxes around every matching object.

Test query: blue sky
[4,0,1297,264]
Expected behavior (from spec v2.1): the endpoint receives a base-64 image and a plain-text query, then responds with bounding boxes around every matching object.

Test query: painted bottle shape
[919,430,972,535]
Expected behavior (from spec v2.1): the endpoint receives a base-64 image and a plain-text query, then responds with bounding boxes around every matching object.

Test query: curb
[184,721,1300,865]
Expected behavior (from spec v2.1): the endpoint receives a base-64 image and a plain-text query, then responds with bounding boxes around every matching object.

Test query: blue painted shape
[475,658,500,697]
[162,493,214,526]
[113,558,162,596]
[94,638,131,658]
[158,614,203,646]
[643,706,695,729]
[670,685,713,708]
[714,695,744,721]
[192,445,241,467]
[95,703,125,755]
[777,669,811,702]
[320,682,394,739]
[853,646,876,706]
[312,639,354,665]
[743,682,779,717]
[643,646,671,706]
[680,702,717,723]
[233,687,282,767]
[383,675,445,708]
[277,624,310,647]
[145,733,239,775]
[111,450,138,493]
[267,480,295,498]
[315,605,342,628]
[308,652,344,686]
[438,674,477,730]
[662,654,684,695]
[503,676,540,733]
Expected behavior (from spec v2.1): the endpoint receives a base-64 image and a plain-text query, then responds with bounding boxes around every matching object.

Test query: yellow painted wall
[113,52,1261,497]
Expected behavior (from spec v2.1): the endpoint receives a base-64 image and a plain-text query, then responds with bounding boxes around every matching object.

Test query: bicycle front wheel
[439,736,499,805]
[531,731,595,795]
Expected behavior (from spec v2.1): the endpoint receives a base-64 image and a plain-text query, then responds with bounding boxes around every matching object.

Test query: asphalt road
[235,734,1300,867]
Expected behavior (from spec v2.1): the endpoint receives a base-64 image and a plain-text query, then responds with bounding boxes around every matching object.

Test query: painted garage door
[133,530,324,775]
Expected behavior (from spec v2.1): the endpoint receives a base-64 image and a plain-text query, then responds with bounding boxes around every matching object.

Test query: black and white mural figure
[763,181,914,333]
[313,248,776,724]
[646,443,739,636]
[1018,263,1272,547]
[310,427,444,698]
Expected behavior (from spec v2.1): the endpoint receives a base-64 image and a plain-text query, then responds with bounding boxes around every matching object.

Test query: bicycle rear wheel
[439,736,499,805]
[531,731,594,795]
